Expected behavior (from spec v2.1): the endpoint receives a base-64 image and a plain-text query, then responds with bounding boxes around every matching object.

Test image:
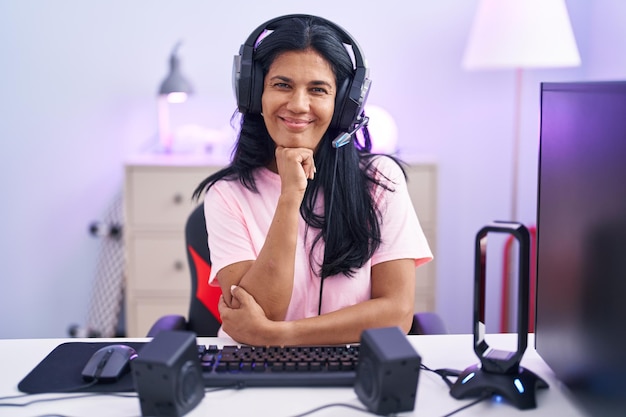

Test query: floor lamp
[462,0,581,333]
[463,0,581,222]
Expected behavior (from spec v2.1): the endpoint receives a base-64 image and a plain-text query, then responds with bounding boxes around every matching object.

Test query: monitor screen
[535,81,626,415]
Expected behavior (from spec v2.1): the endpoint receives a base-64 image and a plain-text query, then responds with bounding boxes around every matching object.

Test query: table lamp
[157,41,194,153]
[462,0,580,222]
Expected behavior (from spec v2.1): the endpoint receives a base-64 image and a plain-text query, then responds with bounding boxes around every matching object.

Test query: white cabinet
[124,154,437,337]
[124,154,223,337]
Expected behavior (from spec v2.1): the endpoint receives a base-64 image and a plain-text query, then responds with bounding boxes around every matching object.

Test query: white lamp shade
[463,0,581,69]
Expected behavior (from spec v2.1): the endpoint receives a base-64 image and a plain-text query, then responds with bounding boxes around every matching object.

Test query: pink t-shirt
[204,156,433,323]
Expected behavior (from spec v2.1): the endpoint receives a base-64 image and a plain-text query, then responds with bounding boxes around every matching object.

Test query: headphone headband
[233,14,371,131]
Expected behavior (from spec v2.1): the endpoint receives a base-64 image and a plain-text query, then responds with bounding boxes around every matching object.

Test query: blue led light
[461,372,475,384]
[514,378,525,393]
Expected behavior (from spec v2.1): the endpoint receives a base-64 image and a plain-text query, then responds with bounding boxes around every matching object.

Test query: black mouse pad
[18,341,147,394]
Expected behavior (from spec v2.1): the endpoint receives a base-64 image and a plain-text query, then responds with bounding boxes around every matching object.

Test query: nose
[286,88,309,112]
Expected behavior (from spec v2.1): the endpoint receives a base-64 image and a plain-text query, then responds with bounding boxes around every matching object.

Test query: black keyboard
[197,344,360,387]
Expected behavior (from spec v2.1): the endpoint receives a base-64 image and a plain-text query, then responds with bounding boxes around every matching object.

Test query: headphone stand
[449,222,549,410]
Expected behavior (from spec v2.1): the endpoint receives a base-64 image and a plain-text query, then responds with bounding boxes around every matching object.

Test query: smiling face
[261,49,337,153]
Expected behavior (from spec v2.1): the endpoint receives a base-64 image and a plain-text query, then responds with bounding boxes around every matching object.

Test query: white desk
[0,334,588,417]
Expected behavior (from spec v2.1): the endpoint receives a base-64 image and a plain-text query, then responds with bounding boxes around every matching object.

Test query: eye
[311,87,329,94]
[272,82,291,89]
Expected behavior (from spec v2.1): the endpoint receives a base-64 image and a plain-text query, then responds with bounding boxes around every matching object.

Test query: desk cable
[2,364,489,417]
[0,384,237,417]
[2,381,492,417]
[419,363,493,417]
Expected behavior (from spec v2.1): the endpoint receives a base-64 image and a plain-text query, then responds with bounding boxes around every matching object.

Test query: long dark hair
[193,16,405,278]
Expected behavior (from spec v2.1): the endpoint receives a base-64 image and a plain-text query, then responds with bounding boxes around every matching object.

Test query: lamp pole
[511,68,524,222]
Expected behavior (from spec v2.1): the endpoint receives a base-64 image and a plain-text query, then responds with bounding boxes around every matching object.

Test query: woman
[193,14,432,346]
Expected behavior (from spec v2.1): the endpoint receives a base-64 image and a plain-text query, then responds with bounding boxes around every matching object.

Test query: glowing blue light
[514,378,525,393]
[461,372,475,384]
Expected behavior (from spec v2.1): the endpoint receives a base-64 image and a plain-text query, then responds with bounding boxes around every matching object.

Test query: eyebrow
[269,75,334,89]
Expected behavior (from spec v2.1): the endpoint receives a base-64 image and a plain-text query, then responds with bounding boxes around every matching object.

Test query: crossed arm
[217,257,416,346]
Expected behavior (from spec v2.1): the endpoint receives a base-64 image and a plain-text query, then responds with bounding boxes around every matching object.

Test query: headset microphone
[332,116,369,148]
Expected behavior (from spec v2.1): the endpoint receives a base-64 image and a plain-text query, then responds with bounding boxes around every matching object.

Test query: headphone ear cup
[234,44,254,114]
[248,60,264,115]
[332,68,371,131]
[234,46,264,116]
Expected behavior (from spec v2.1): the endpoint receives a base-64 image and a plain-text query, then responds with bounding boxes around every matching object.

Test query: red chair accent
[188,245,222,323]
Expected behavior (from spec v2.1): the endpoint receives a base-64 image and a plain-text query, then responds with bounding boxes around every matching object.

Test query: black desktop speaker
[354,326,421,415]
[131,330,204,417]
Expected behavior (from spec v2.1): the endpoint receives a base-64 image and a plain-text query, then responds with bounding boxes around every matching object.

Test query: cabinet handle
[174,260,185,271]
[173,193,184,204]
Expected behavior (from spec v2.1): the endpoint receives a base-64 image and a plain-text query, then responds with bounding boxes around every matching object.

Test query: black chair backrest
[185,202,222,336]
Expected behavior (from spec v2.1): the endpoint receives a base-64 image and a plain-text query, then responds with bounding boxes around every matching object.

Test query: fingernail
[230,285,237,295]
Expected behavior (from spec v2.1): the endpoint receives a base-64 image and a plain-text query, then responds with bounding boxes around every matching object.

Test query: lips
[280,116,312,130]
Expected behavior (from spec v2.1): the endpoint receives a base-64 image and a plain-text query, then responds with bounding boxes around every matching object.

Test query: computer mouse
[81,344,138,383]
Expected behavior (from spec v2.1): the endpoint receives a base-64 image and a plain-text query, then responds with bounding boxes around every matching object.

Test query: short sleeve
[203,182,256,285]
[370,157,433,267]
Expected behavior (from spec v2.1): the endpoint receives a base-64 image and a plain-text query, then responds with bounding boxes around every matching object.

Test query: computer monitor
[535,81,626,416]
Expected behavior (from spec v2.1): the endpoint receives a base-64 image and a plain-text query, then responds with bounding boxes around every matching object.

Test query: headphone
[232,14,371,132]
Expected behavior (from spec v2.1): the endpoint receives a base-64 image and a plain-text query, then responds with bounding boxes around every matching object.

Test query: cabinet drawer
[126,167,213,229]
[128,235,191,292]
